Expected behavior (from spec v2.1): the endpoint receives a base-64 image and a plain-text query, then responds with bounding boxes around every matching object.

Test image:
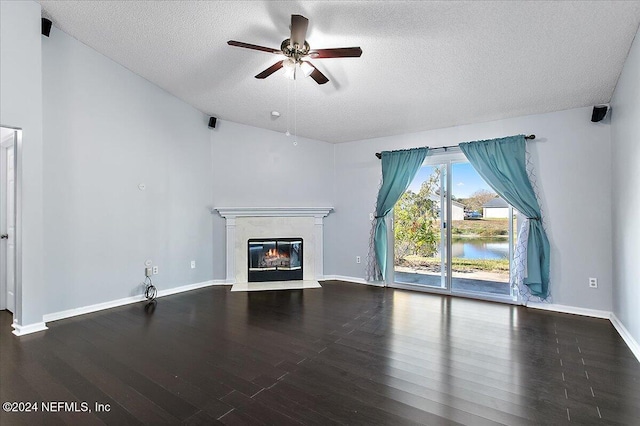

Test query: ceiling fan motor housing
[281,38,310,62]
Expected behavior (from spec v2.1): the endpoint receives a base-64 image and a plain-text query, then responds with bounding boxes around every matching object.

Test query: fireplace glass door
[248,238,303,282]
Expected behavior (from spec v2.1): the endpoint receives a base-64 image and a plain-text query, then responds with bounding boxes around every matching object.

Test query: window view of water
[450,238,509,260]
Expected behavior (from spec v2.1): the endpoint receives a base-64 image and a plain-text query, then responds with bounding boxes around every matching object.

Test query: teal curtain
[459,135,550,298]
[374,147,429,279]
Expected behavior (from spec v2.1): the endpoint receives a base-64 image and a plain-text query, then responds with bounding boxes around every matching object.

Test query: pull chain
[285,78,291,137]
[293,77,298,146]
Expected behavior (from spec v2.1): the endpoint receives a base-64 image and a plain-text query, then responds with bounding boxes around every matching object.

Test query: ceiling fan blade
[309,47,363,58]
[307,62,329,85]
[255,61,284,79]
[228,40,281,54]
[290,15,309,47]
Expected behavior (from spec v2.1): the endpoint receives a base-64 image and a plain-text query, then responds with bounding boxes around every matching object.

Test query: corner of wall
[609,21,640,357]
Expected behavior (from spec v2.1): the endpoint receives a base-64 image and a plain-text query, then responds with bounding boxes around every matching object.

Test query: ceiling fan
[228,14,362,85]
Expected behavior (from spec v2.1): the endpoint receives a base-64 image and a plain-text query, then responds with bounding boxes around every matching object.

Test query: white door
[1,134,15,313]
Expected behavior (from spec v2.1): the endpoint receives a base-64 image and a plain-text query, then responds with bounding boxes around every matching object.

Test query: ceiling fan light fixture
[282,58,296,80]
[299,61,314,77]
[283,67,296,80]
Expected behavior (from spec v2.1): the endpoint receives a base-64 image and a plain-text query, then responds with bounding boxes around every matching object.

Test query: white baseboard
[43,294,146,323]
[322,275,385,287]
[526,302,611,319]
[43,280,226,324]
[12,322,48,336]
[610,313,640,362]
[157,279,228,298]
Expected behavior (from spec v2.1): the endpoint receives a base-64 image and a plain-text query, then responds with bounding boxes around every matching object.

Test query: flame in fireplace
[265,248,289,259]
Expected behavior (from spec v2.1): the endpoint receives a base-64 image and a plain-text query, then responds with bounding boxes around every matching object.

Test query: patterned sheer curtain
[366,147,428,282]
[459,135,550,300]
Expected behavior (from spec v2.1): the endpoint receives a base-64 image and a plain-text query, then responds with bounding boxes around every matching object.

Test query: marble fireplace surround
[214,207,333,284]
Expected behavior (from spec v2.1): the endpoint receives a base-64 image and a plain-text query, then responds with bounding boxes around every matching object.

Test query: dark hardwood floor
[1,281,638,425]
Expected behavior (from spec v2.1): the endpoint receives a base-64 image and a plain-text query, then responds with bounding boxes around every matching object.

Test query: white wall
[327,106,613,312]
[42,27,214,314]
[611,24,640,346]
[210,121,334,280]
[0,1,45,325]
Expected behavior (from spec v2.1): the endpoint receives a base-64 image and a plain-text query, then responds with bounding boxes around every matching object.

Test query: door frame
[388,149,519,305]
[0,134,12,310]
[0,126,22,323]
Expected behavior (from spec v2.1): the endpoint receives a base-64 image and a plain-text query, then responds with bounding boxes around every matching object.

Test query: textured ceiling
[39,1,640,143]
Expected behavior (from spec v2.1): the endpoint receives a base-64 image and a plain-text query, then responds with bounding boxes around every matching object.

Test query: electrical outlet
[152,266,158,275]
[145,267,152,277]
[356,256,361,264]
[589,277,598,288]
[191,260,196,269]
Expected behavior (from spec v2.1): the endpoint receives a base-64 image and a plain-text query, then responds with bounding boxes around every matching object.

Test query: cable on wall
[144,276,157,300]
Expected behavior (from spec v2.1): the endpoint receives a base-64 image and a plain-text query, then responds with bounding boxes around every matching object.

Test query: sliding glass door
[392,152,517,302]
[393,163,448,290]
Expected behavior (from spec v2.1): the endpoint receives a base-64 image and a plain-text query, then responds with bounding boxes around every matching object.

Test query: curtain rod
[374,134,536,159]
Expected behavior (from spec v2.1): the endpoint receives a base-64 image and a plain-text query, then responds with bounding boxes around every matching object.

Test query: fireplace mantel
[213,207,333,284]
[215,207,333,219]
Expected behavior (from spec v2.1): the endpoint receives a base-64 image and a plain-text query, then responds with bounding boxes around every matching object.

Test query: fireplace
[248,238,303,282]
[214,207,333,284]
